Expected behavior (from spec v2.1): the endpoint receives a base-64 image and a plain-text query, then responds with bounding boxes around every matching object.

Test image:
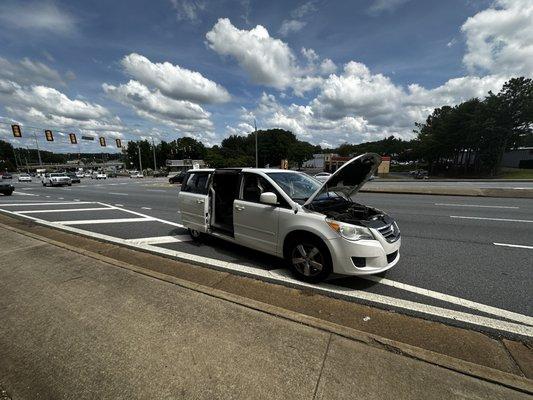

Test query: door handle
[196,199,204,204]
[235,205,245,211]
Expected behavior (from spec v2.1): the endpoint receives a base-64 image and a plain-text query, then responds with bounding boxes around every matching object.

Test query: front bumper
[326,234,401,276]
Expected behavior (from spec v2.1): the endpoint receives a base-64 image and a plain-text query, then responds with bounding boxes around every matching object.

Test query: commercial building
[166,159,206,171]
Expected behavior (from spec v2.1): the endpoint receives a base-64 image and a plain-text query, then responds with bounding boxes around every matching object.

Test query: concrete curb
[361,187,533,198]
[1,221,532,395]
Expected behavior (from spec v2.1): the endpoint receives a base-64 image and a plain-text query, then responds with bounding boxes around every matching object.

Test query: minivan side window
[241,173,288,207]
[182,172,210,195]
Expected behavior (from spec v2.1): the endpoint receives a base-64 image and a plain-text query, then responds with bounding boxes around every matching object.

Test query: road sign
[45,130,54,141]
[99,137,106,147]
[81,135,94,141]
[11,124,22,137]
[69,133,77,144]
[115,138,122,148]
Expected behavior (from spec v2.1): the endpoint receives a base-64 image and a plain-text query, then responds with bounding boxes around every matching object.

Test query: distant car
[42,173,71,187]
[1,173,13,180]
[169,171,187,184]
[18,174,32,182]
[413,170,429,179]
[84,172,92,178]
[67,173,81,183]
[153,170,167,177]
[91,172,107,180]
[313,172,331,182]
[75,172,85,178]
[0,182,14,195]
[130,172,144,178]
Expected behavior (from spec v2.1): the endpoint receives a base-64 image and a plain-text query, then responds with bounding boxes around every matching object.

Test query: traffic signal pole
[151,137,157,170]
[33,132,42,166]
[137,142,143,172]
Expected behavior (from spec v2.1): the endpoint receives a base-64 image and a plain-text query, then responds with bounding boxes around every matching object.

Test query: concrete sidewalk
[0,227,530,399]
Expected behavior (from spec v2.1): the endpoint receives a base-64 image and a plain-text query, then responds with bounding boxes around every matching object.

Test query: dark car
[67,173,81,183]
[1,173,13,179]
[0,182,14,196]
[169,171,187,184]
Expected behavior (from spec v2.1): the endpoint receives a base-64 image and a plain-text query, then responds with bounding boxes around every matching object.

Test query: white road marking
[58,197,64,200]
[124,235,191,245]
[450,216,533,223]
[141,207,152,210]
[0,202,93,207]
[108,192,128,196]
[13,192,39,196]
[101,203,185,228]
[56,217,155,225]
[17,207,113,214]
[435,203,519,209]
[74,199,80,201]
[46,196,51,198]
[494,242,533,250]
[114,203,124,207]
[146,189,167,193]
[361,275,533,326]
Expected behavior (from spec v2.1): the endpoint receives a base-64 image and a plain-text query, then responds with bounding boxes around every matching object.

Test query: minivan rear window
[182,172,210,194]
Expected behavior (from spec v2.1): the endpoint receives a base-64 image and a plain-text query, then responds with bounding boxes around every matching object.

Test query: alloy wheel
[291,243,324,277]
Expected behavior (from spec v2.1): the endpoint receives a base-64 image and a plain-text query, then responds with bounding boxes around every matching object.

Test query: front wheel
[286,237,332,283]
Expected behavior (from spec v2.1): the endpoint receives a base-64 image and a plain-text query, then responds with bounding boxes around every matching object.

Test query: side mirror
[260,192,278,205]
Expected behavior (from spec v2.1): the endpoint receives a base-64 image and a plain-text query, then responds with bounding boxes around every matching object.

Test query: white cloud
[0,1,76,35]
[0,57,67,87]
[169,0,205,22]
[279,20,306,36]
[368,0,412,15]
[206,18,297,89]
[121,53,230,104]
[461,0,533,77]
[103,80,213,133]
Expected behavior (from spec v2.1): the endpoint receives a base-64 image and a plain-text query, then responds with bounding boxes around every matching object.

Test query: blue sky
[0,0,531,153]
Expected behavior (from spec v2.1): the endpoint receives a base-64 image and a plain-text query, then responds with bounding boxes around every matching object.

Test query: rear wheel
[286,236,332,283]
[188,228,204,241]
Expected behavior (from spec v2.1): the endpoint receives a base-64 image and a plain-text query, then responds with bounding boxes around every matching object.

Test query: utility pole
[254,118,258,168]
[151,137,157,170]
[137,142,143,172]
[33,132,42,166]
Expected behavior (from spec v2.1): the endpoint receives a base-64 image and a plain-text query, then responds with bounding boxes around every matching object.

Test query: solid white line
[13,192,39,196]
[56,217,155,225]
[114,204,124,207]
[360,275,533,326]
[17,207,113,214]
[494,242,533,250]
[435,203,519,209]
[0,202,93,207]
[108,192,128,196]
[124,235,190,245]
[1,206,531,337]
[100,203,185,228]
[450,216,533,223]
[141,207,152,210]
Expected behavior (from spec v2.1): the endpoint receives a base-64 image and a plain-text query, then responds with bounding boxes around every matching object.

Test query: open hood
[303,153,381,207]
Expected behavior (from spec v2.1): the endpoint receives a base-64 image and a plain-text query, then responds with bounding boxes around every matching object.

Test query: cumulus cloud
[0,1,76,35]
[121,53,230,104]
[103,80,213,132]
[461,0,533,77]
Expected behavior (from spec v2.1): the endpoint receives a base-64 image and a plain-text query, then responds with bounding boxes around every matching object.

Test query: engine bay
[308,199,385,226]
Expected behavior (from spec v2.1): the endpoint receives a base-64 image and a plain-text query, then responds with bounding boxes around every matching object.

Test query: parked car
[91,172,107,179]
[313,172,331,182]
[67,173,81,183]
[177,153,401,283]
[42,173,71,187]
[130,172,144,178]
[18,174,32,182]
[153,170,167,177]
[75,172,85,179]
[0,182,14,195]
[1,173,13,180]
[169,171,187,184]
[413,170,429,179]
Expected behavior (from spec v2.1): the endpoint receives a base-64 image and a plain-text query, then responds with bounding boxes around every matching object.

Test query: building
[166,159,206,171]
[501,147,533,168]
[302,153,327,169]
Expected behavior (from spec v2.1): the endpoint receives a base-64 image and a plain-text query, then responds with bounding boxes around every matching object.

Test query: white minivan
[177,154,401,282]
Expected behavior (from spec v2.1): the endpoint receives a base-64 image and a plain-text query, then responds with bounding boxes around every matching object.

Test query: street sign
[45,130,54,141]
[69,133,77,144]
[99,137,106,147]
[11,124,22,137]
[115,138,122,148]
[81,135,94,141]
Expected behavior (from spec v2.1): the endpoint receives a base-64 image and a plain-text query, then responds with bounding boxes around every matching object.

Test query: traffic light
[69,133,77,144]
[115,138,122,148]
[45,130,54,141]
[99,137,106,147]
[11,124,22,137]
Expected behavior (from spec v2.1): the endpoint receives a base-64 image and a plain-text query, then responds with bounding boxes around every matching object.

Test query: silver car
[42,173,71,187]
[177,154,401,282]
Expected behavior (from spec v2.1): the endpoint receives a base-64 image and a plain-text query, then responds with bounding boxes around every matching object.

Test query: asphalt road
[1,176,532,338]
[366,180,533,189]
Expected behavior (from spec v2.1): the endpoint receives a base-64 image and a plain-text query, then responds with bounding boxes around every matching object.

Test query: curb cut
[1,221,532,395]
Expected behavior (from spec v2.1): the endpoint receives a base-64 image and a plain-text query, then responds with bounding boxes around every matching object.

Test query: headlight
[326,219,374,241]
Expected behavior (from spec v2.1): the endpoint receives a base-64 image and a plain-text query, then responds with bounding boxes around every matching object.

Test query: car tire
[285,235,332,283]
[188,228,204,241]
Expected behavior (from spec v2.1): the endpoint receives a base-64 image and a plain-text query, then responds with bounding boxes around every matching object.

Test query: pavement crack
[312,333,332,400]
[61,275,84,284]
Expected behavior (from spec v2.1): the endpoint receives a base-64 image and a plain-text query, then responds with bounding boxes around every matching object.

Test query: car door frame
[178,171,212,233]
